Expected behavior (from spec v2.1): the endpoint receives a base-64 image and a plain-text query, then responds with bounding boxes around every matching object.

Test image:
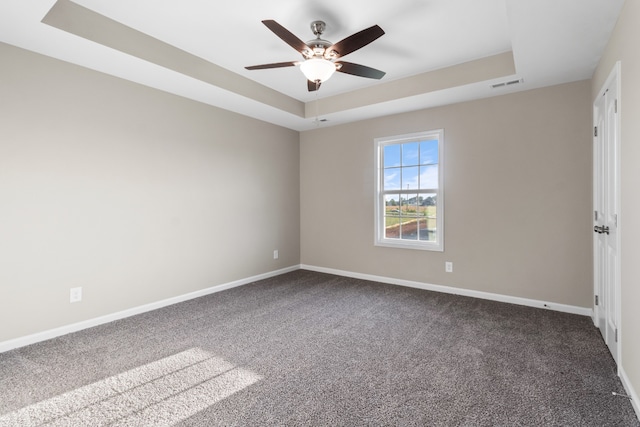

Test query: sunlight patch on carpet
[0,348,261,426]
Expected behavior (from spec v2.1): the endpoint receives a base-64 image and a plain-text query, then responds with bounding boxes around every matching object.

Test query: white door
[593,63,620,365]
[593,94,606,334]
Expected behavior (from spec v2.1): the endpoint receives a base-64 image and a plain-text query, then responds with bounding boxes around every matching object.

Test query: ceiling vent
[491,78,524,89]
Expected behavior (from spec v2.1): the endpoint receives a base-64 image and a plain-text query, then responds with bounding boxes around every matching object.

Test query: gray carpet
[0,270,637,426]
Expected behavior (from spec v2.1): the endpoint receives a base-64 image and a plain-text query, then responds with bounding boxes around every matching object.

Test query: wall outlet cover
[70,287,82,303]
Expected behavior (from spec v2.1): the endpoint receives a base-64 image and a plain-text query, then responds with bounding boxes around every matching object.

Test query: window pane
[399,195,407,213]
[385,215,400,238]
[384,194,400,238]
[385,221,400,238]
[402,166,419,190]
[420,140,439,165]
[416,199,427,217]
[384,168,401,190]
[420,165,438,189]
[419,219,436,241]
[384,144,401,168]
[402,194,419,217]
[400,219,418,240]
[402,142,419,167]
[421,193,437,209]
[421,193,437,242]
[384,194,400,211]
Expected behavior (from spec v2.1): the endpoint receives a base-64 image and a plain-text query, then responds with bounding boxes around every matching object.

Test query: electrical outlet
[70,287,82,303]
[273,250,279,260]
[445,262,453,273]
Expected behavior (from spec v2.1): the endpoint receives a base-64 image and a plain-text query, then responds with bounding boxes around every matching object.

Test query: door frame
[592,61,622,369]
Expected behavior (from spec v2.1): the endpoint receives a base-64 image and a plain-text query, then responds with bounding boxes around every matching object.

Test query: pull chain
[315,82,320,126]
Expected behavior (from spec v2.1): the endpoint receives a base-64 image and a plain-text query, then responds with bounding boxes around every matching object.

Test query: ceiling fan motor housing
[305,21,336,59]
[305,39,334,59]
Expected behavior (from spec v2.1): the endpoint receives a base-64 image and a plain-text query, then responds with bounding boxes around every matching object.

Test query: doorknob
[593,225,610,234]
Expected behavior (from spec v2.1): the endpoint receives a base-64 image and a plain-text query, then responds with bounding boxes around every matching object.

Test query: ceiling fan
[245,20,386,92]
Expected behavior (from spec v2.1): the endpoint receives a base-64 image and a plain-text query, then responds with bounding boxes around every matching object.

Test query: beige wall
[0,43,300,343]
[592,0,640,407]
[301,80,592,307]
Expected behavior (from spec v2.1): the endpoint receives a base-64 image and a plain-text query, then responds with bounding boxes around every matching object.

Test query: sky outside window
[383,139,439,191]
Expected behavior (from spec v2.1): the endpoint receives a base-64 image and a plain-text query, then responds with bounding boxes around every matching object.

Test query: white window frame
[374,129,444,251]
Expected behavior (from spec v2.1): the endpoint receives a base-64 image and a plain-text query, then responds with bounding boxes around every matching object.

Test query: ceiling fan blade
[245,61,298,70]
[326,25,384,58]
[307,80,321,92]
[262,20,310,55]
[336,61,386,79]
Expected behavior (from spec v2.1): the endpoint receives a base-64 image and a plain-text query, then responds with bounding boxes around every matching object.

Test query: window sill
[375,239,444,252]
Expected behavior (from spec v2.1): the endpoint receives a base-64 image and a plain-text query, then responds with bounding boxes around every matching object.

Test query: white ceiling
[0,0,624,131]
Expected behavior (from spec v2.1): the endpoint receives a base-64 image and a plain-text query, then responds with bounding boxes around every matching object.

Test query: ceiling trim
[42,0,517,129]
[308,51,515,117]
[42,0,305,117]
[14,0,620,132]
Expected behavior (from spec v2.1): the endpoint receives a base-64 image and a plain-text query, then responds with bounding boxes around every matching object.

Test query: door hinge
[615,99,618,113]
[594,126,598,137]
[615,329,618,342]
[614,214,618,227]
[594,211,598,221]
[595,295,599,306]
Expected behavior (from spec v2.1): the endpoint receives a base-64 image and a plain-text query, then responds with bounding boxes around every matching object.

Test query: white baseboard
[0,263,594,354]
[0,265,299,354]
[300,264,592,317]
[620,366,640,421]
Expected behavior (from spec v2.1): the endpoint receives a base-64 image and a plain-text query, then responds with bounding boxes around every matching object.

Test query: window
[375,130,444,251]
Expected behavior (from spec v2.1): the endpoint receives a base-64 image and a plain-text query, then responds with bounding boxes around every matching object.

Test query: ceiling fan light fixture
[300,58,336,83]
